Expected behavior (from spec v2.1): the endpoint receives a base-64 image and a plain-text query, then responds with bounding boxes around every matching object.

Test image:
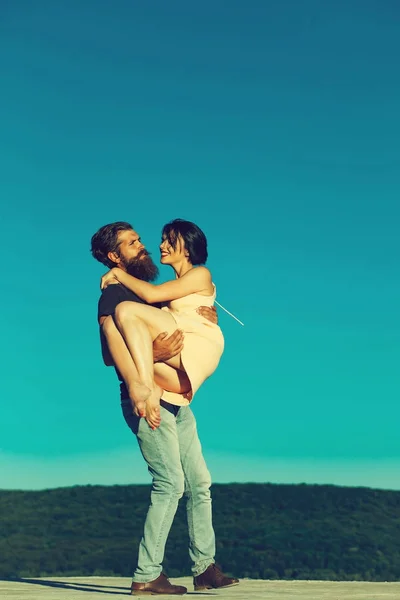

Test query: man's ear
[107,251,120,265]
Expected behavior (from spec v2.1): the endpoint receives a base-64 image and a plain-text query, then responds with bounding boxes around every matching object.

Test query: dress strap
[214,300,244,326]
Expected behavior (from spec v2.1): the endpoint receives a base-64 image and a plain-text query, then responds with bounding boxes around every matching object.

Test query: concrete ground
[1,577,400,600]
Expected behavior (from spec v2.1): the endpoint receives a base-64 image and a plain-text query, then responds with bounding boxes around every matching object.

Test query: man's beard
[122,250,159,282]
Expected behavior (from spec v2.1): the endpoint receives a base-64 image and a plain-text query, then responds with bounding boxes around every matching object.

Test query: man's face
[111,229,159,282]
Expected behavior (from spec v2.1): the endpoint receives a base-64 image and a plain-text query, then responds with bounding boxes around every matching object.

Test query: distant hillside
[1,483,400,581]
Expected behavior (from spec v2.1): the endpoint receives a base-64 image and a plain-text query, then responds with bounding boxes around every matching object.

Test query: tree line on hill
[1,482,400,581]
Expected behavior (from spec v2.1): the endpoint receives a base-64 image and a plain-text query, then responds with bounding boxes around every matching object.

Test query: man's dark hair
[162,218,208,265]
[91,221,133,268]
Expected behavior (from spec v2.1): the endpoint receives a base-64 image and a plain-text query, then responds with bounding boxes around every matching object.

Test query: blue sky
[1,0,399,491]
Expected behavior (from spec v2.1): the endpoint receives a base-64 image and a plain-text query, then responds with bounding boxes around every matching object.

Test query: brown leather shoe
[131,572,187,595]
[193,563,239,590]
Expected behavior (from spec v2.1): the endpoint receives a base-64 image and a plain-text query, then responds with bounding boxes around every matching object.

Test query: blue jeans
[122,400,216,582]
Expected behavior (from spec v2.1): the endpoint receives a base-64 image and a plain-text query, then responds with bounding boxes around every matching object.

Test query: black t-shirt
[98,284,146,399]
[98,283,144,321]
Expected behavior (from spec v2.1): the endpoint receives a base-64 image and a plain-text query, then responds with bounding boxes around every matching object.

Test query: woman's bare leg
[114,301,185,428]
[102,316,157,422]
[154,363,191,395]
[102,316,190,428]
[117,313,162,429]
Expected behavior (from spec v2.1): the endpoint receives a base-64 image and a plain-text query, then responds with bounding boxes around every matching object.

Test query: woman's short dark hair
[90,221,133,268]
[162,219,208,265]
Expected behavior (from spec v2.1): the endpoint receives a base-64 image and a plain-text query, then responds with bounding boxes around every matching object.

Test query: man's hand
[196,305,218,325]
[153,329,184,362]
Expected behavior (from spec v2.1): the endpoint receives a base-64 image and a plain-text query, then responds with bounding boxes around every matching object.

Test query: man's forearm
[100,318,174,366]
[99,316,115,366]
[102,346,115,367]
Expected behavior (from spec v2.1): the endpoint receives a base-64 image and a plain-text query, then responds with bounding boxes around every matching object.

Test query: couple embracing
[91,218,239,596]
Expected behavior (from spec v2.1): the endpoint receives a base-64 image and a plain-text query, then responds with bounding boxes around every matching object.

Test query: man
[91,221,239,596]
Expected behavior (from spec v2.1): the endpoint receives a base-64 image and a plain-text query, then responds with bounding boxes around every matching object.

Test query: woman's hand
[100,268,121,290]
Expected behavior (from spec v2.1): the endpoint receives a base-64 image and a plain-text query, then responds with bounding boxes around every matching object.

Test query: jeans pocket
[121,400,140,435]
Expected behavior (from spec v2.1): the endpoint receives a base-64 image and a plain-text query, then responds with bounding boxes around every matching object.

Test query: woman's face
[159,231,188,265]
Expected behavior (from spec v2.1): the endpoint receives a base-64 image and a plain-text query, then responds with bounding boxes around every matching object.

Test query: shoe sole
[131,592,187,596]
[194,582,240,591]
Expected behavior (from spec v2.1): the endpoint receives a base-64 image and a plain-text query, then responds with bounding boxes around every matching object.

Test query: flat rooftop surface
[2,577,400,599]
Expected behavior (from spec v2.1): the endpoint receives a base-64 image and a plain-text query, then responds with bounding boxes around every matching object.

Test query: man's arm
[98,285,126,366]
[98,285,186,366]
[100,316,185,366]
[99,315,115,366]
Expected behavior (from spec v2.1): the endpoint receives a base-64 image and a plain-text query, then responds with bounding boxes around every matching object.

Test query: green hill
[1,483,400,581]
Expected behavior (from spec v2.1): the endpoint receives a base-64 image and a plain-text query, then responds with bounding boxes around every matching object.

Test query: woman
[101,219,224,430]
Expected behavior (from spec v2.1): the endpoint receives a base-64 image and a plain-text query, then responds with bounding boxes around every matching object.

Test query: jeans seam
[152,429,179,565]
[132,412,183,582]
[185,476,195,555]
[179,410,215,576]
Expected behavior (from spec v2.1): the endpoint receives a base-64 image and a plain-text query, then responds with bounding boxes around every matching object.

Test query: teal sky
[1,1,399,491]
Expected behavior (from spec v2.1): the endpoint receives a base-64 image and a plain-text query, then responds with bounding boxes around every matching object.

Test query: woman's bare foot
[128,382,151,417]
[146,385,163,430]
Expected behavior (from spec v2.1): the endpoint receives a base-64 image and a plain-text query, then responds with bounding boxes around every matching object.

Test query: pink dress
[160,285,224,406]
